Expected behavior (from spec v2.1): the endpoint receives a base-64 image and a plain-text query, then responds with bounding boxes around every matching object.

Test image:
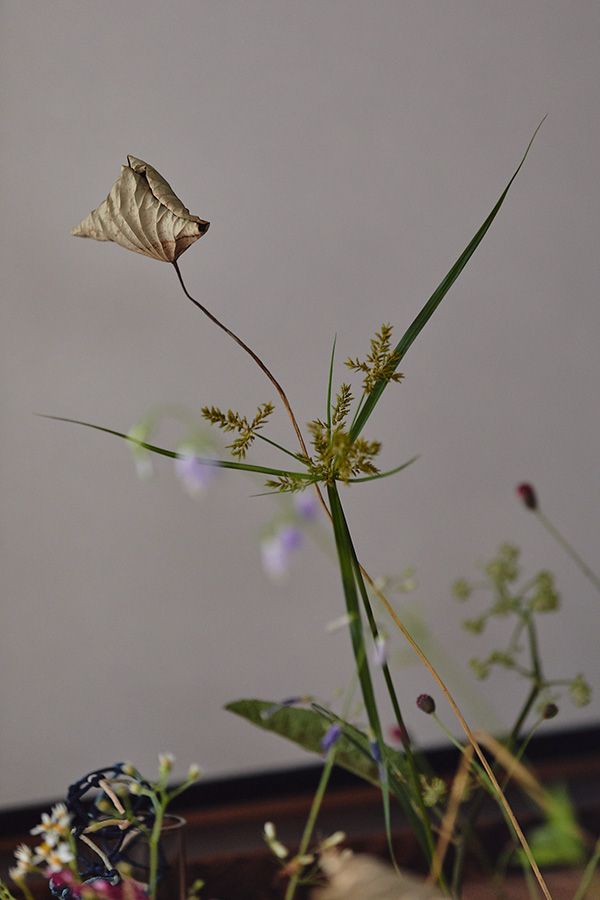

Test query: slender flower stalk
[517,483,600,596]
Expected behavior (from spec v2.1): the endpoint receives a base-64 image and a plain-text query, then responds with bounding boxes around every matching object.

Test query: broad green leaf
[350,118,546,441]
[227,698,434,860]
[225,699,380,785]
[72,156,209,262]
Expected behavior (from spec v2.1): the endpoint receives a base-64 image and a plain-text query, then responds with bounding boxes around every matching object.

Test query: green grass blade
[352,577,435,862]
[40,414,313,480]
[326,483,398,870]
[349,455,420,483]
[350,118,546,441]
[326,334,337,434]
[341,506,437,868]
[255,432,307,463]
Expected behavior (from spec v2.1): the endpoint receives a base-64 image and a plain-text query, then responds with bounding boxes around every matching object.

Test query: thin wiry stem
[172,260,310,459]
[537,509,600,596]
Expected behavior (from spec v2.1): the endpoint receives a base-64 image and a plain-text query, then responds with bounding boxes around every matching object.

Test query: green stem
[573,836,600,900]
[326,482,398,869]
[13,882,35,900]
[255,432,306,462]
[348,542,437,866]
[148,802,165,900]
[283,751,337,900]
[536,510,600,597]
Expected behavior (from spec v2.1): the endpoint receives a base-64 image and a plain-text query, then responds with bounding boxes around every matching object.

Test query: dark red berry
[416,694,436,715]
[517,483,538,510]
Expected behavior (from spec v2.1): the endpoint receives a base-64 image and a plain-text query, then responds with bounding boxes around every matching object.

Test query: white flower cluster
[9,803,74,881]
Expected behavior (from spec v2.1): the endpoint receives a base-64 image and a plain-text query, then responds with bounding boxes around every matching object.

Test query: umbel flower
[72,156,209,262]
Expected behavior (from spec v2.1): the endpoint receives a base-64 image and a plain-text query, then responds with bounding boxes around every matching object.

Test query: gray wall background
[1,1,599,808]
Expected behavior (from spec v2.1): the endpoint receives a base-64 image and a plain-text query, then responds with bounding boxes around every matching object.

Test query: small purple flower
[261,696,310,720]
[321,723,342,752]
[278,524,303,552]
[369,739,382,764]
[175,450,216,497]
[294,492,320,522]
[260,525,303,580]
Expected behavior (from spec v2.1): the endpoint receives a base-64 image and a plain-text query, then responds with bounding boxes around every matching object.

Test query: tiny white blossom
[10,843,36,879]
[15,844,36,866]
[42,841,75,873]
[187,763,201,781]
[31,804,71,843]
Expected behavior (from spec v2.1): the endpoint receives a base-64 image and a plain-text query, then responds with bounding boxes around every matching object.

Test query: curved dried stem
[172,261,310,459]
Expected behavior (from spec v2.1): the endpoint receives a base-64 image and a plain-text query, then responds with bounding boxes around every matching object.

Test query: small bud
[158,752,175,774]
[542,702,559,720]
[129,782,142,796]
[416,694,436,715]
[121,761,136,777]
[263,821,289,859]
[187,763,201,782]
[517,483,538,510]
